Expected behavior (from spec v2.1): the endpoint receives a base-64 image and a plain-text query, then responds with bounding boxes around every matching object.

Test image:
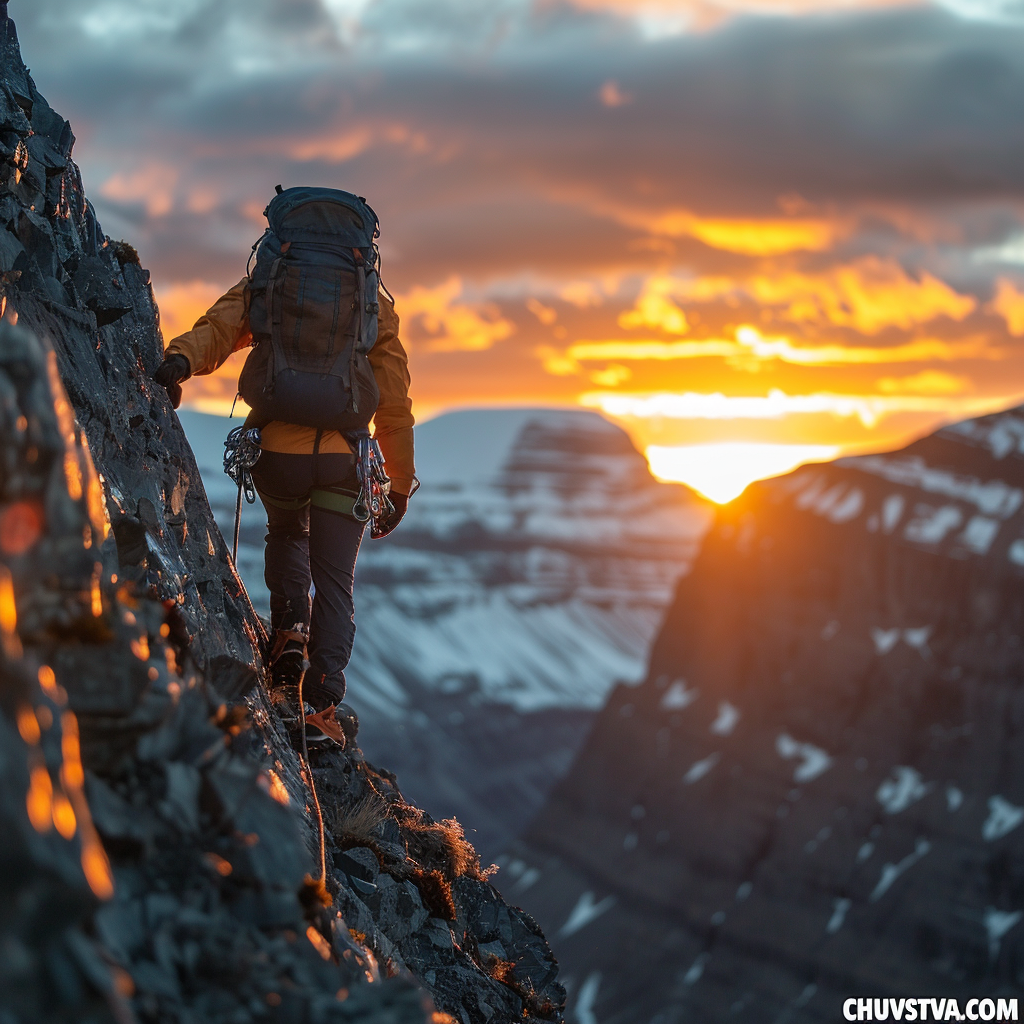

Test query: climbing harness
[350,432,395,536]
[223,425,262,563]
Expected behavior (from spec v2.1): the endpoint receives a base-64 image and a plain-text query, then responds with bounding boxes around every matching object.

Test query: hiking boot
[303,705,347,747]
[332,702,359,744]
[269,625,308,692]
[271,685,346,748]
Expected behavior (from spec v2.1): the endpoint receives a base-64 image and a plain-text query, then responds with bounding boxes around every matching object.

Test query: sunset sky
[19,0,1024,497]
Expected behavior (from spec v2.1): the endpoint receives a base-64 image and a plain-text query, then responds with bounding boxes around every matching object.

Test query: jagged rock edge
[0,12,565,1024]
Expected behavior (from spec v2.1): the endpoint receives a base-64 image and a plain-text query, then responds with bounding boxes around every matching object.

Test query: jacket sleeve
[370,293,416,496]
[164,278,252,376]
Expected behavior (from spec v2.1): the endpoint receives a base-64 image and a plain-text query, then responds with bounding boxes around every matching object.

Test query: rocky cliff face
[0,12,562,1023]
[507,408,1024,1021]
[181,407,708,856]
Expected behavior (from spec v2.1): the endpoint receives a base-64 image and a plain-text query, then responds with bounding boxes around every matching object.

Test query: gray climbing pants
[251,450,365,708]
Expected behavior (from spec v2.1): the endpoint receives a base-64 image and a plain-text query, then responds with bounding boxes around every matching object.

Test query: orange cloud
[100,163,178,217]
[616,207,848,255]
[396,277,515,352]
[666,257,976,334]
[661,213,846,255]
[876,370,971,395]
[527,298,558,325]
[591,363,633,386]
[599,80,632,107]
[289,127,377,163]
[185,187,220,215]
[556,339,733,369]
[557,325,999,371]
[559,280,606,308]
[537,344,585,376]
[989,277,1024,337]
[743,257,977,333]
[618,276,689,334]
[573,188,851,255]
[289,124,430,163]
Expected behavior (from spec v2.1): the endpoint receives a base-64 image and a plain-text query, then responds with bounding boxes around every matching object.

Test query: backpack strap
[266,259,312,392]
[263,256,285,392]
[315,248,367,399]
[349,249,365,414]
[326,272,342,360]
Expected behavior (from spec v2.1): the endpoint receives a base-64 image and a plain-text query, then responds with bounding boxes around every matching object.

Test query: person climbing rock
[151,187,415,746]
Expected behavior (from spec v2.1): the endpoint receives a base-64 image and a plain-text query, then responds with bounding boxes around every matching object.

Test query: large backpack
[238,186,381,432]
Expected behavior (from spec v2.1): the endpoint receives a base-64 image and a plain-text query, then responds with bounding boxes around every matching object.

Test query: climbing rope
[223,425,262,563]
[297,665,328,883]
[225,420,331,881]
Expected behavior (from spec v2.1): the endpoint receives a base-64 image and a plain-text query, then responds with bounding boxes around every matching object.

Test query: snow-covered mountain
[179,407,709,854]
[509,404,1024,1020]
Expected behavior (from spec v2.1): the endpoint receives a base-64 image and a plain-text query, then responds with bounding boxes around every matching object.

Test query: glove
[152,354,191,409]
[371,491,408,539]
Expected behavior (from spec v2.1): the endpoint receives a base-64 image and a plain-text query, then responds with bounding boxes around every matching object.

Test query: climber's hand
[152,354,191,409]
[371,491,408,539]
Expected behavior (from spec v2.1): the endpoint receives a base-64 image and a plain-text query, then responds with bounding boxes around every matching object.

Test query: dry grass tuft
[394,804,493,881]
[410,867,457,921]
[333,792,388,847]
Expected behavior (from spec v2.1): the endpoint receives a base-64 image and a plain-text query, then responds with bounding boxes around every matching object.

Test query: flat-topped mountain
[181,406,710,855]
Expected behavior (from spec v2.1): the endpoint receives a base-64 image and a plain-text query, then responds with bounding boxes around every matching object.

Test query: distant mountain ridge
[507,403,1024,1021]
[180,406,709,854]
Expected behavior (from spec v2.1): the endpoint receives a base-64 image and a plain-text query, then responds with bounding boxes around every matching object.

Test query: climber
[151,187,415,747]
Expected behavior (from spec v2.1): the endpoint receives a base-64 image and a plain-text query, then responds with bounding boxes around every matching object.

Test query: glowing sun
[646,442,841,503]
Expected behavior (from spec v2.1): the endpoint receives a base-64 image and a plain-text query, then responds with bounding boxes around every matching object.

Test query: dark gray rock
[0,653,123,1024]
[0,9,563,1023]
[367,880,430,944]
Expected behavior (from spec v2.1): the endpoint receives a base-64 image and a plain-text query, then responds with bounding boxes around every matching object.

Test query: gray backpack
[238,186,381,432]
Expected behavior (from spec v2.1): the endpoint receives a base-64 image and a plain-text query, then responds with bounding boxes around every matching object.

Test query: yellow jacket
[166,279,416,495]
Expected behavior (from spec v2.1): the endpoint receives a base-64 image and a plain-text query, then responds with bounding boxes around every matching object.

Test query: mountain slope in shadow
[507,408,1024,1022]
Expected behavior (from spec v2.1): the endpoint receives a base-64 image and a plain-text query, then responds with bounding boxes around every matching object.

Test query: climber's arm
[369,293,416,497]
[164,278,253,377]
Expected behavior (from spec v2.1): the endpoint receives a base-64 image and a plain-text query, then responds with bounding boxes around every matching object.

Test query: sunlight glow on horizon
[646,442,842,503]
[566,0,924,35]
[584,389,1011,427]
